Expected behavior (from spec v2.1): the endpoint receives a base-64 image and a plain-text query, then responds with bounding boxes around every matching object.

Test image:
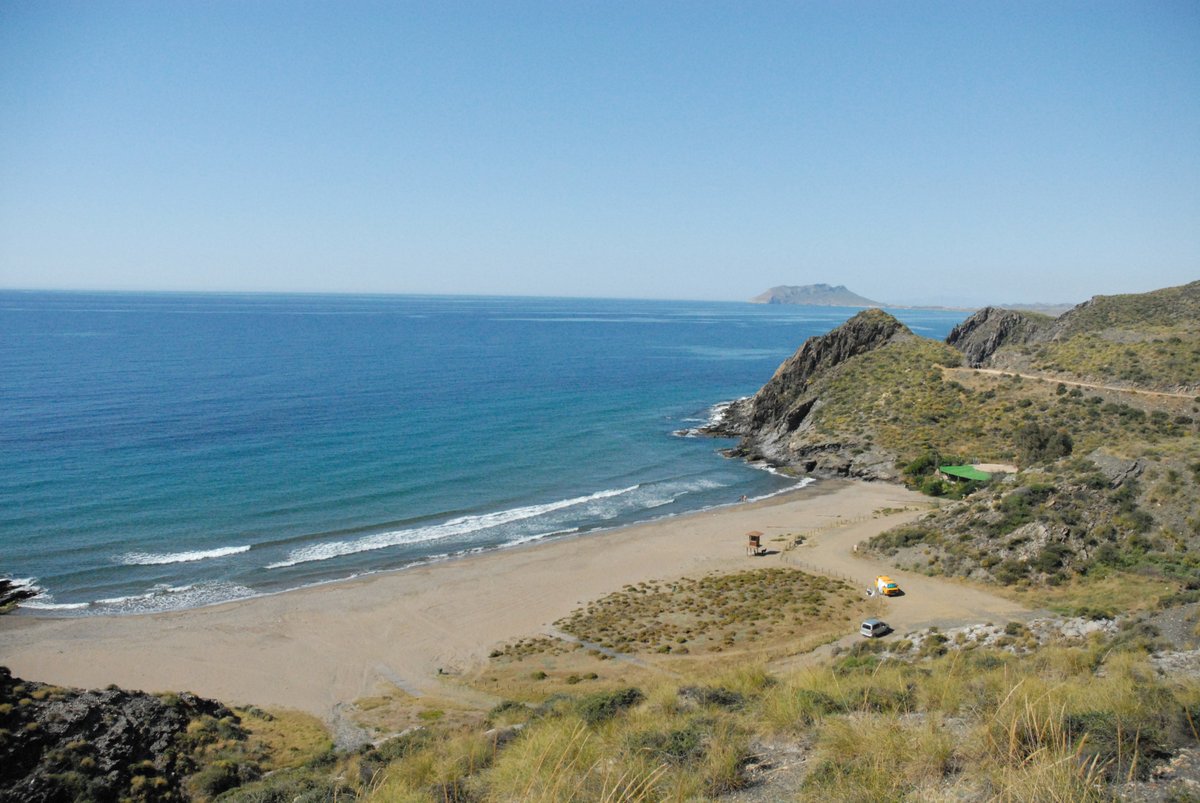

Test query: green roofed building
[938,465,992,482]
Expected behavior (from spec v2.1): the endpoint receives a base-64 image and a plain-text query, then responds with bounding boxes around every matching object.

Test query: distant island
[750,283,881,307]
[749,284,1085,313]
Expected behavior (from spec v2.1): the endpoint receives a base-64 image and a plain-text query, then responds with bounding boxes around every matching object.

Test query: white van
[860,619,890,638]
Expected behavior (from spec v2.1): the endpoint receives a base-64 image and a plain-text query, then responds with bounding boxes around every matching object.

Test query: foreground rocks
[0,666,237,802]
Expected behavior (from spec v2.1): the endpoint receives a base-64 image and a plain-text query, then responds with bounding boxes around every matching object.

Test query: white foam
[90,582,256,615]
[20,600,89,611]
[673,398,748,437]
[121,545,251,565]
[94,583,203,606]
[708,397,748,426]
[503,527,580,548]
[267,486,639,569]
[3,578,65,609]
[745,475,816,502]
[584,478,726,520]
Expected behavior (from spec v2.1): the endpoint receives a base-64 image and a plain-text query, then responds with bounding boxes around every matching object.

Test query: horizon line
[0,285,1002,311]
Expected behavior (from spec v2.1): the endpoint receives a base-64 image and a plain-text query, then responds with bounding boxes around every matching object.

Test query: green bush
[191,759,251,798]
[626,723,706,765]
[1015,422,1073,465]
[576,687,644,725]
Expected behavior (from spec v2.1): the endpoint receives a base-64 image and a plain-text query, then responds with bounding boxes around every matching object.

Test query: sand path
[0,480,1029,720]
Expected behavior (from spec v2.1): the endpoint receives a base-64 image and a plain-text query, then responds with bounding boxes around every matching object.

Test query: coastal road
[961,367,1196,401]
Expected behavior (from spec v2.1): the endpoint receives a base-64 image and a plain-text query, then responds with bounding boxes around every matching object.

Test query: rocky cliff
[706,308,912,476]
[945,306,1050,366]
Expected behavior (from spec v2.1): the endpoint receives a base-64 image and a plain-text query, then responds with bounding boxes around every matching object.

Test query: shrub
[677,686,744,709]
[576,687,644,725]
[1031,544,1073,573]
[1015,422,1073,465]
[994,559,1029,585]
[190,760,254,798]
[626,723,706,766]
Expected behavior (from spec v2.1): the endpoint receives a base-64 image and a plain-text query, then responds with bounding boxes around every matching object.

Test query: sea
[0,292,964,616]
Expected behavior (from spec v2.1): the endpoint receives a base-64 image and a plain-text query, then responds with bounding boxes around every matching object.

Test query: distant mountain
[750,284,881,307]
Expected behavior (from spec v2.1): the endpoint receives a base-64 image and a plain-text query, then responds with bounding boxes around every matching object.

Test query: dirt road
[967,367,1195,400]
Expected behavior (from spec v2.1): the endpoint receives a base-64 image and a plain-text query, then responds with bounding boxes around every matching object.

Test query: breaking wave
[266,486,640,569]
[121,545,251,565]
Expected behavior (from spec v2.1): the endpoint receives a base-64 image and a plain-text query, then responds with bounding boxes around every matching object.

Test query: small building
[937,465,992,483]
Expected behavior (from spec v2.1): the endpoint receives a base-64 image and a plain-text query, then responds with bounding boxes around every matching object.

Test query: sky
[1,2,1197,306]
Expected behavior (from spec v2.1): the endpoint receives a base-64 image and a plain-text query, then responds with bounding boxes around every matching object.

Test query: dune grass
[555,569,860,658]
[195,611,1200,803]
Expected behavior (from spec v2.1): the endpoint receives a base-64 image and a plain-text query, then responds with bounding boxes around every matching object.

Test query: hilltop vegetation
[1003,331,1200,391]
[1047,280,1200,338]
[952,280,1200,392]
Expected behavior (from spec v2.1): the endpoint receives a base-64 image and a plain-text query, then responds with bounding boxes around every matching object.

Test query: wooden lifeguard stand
[746,530,764,556]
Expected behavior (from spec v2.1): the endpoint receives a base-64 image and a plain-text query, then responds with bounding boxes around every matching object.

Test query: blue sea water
[0,292,964,615]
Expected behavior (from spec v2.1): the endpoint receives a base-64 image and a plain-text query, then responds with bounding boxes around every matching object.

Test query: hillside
[709,286,1200,596]
[750,284,881,307]
[948,280,1200,392]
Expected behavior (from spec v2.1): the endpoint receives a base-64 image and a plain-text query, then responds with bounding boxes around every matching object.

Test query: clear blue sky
[1,2,1197,306]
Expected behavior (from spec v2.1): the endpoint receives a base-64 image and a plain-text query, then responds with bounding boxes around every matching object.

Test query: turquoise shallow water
[0,292,963,615]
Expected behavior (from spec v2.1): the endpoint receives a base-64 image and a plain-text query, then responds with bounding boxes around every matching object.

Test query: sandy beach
[0,480,1029,720]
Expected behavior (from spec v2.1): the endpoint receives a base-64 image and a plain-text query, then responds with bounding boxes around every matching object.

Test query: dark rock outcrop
[0,666,237,803]
[0,579,37,614]
[945,306,1049,366]
[706,309,910,474]
[1087,450,1147,488]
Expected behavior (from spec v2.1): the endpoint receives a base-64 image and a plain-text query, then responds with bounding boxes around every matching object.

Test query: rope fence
[778,555,861,585]
[773,513,875,553]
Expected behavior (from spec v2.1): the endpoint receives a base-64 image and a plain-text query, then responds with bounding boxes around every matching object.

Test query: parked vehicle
[875,575,902,596]
[860,619,891,638]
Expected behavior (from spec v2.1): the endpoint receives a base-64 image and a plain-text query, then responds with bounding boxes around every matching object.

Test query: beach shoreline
[0,479,1026,720]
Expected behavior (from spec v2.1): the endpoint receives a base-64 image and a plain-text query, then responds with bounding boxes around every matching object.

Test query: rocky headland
[705,308,914,479]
